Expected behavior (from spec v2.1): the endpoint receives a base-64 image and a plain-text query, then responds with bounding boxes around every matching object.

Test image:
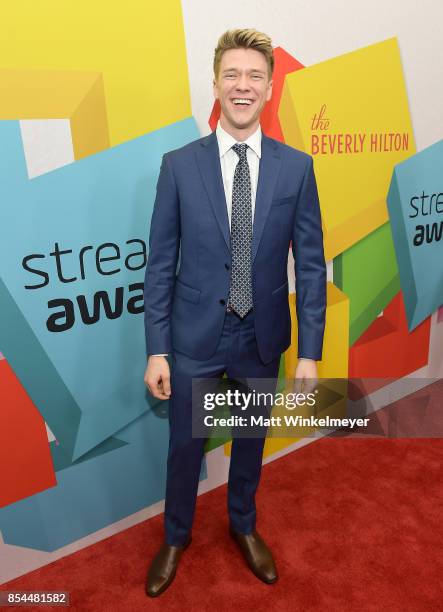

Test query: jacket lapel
[251,133,281,264]
[195,129,282,261]
[196,131,231,252]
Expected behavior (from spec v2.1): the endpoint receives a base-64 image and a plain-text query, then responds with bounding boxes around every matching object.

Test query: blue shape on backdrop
[0,408,208,551]
[0,117,200,462]
[0,117,209,549]
[387,139,443,330]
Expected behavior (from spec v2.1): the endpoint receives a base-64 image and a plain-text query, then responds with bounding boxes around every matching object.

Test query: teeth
[233,99,252,105]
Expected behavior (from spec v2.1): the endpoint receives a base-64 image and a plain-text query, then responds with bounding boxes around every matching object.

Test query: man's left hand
[294,358,318,394]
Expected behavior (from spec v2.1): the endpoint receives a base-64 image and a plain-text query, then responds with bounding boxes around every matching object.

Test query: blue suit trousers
[164,308,280,546]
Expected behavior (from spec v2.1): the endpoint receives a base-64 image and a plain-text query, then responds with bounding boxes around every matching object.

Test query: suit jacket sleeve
[143,153,180,356]
[291,156,327,361]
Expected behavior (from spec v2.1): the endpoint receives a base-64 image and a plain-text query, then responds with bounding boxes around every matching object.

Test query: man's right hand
[144,356,171,400]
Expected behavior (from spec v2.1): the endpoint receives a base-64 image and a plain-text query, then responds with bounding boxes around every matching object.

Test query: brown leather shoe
[229,528,278,584]
[145,536,191,597]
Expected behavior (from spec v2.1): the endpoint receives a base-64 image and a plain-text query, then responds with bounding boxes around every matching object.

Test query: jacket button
[219,299,226,305]
[225,263,230,270]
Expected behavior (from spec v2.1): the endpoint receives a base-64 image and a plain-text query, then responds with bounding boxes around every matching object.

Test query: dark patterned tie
[227,143,253,317]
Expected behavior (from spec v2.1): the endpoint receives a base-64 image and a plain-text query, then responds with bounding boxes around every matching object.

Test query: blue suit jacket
[144,130,326,364]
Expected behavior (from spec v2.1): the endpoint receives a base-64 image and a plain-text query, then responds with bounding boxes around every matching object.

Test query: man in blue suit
[143,28,326,597]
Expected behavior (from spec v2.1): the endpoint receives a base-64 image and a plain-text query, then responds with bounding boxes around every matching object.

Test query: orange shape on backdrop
[0,358,56,508]
[209,46,303,141]
[349,291,431,397]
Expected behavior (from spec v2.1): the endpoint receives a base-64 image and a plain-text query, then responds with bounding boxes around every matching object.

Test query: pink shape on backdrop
[438,306,443,323]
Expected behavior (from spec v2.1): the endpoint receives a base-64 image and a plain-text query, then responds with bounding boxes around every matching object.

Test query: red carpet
[2,437,442,611]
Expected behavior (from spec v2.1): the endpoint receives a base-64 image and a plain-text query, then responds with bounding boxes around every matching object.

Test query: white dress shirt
[216,121,262,228]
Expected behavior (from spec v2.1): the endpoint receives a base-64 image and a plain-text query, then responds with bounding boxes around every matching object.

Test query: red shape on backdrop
[0,358,56,508]
[349,291,431,398]
[209,46,304,141]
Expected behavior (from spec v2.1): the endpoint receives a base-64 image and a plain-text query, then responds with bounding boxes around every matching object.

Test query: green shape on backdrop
[334,222,400,346]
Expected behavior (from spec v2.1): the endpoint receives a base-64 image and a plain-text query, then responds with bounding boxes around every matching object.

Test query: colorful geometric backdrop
[1,1,442,583]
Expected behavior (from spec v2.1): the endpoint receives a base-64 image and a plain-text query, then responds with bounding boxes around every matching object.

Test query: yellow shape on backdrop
[0,1,190,147]
[224,283,350,459]
[261,431,300,458]
[285,283,349,380]
[0,69,109,160]
[279,37,416,260]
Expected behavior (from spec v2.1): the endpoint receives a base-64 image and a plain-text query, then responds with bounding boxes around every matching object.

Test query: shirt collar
[216,121,262,159]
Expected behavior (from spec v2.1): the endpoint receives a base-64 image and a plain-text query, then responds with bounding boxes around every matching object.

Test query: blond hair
[213,28,274,81]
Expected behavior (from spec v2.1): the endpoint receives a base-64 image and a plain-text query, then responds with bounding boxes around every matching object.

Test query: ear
[213,78,219,100]
[266,79,273,102]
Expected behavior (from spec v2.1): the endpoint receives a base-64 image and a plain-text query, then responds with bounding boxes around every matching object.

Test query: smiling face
[213,47,273,140]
